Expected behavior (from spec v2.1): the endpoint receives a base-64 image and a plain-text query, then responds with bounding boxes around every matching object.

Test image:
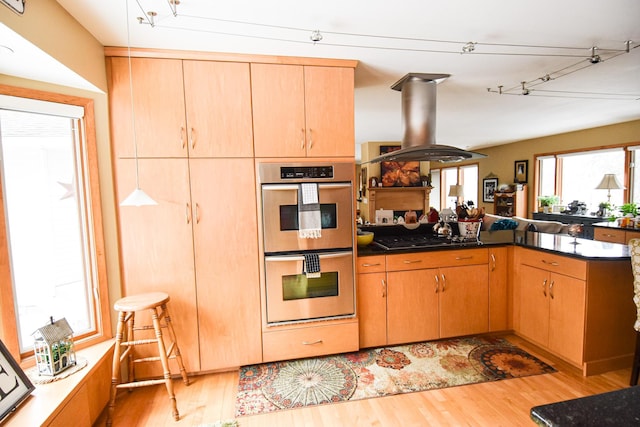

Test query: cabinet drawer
[356,255,386,273]
[386,248,488,271]
[594,227,626,244]
[262,320,359,362]
[519,248,586,280]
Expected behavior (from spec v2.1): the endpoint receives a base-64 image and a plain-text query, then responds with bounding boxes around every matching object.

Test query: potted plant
[597,201,611,217]
[537,195,559,213]
[619,202,638,216]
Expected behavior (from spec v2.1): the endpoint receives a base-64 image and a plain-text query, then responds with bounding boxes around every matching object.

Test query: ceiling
[4,1,640,160]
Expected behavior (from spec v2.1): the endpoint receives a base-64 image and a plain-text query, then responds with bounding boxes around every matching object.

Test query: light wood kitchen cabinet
[108,57,188,158]
[107,57,254,158]
[251,63,355,158]
[356,255,387,348]
[387,268,440,345]
[115,158,200,375]
[514,247,635,374]
[594,226,640,244]
[190,158,262,370]
[114,158,262,374]
[182,60,254,157]
[488,247,509,331]
[517,263,585,365]
[438,264,489,337]
[359,248,491,347]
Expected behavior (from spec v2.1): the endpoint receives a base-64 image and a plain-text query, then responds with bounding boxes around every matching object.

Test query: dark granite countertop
[357,225,630,260]
[530,386,640,426]
[592,220,640,231]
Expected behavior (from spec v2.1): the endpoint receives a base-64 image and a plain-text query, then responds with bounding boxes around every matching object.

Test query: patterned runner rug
[235,336,555,417]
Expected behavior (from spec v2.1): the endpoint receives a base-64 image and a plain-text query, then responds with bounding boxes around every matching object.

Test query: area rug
[235,336,555,417]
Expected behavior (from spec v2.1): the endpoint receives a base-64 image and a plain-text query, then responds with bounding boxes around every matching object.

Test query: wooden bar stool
[107,292,189,426]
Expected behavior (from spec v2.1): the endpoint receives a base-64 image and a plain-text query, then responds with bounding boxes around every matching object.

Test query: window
[429,164,480,211]
[536,148,627,212]
[0,87,110,359]
[430,164,479,210]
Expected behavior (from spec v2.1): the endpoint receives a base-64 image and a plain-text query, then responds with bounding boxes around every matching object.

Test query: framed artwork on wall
[379,145,421,187]
[0,339,35,422]
[514,160,528,183]
[483,177,498,203]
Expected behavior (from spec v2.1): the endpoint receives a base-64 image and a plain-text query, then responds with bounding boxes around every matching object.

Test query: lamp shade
[448,184,464,197]
[595,174,624,190]
[120,188,158,207]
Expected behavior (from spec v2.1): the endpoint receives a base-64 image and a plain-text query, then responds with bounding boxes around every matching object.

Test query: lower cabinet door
[387,269,439,345]
[357,272,388,348]
[439,264,489,338]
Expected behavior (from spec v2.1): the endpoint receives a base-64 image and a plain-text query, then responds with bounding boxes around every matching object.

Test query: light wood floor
[95,335,633,426]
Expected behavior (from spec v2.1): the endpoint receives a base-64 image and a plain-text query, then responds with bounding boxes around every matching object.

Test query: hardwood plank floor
[95,335,632,426]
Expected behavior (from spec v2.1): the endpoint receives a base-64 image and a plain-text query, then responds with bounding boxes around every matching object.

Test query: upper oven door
[262,182,353,253]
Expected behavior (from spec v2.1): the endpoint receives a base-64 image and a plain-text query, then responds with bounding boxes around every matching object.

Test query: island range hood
[370,73,487,163]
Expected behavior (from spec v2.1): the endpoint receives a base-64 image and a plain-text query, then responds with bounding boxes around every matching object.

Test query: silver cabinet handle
[490,253,496,271]
[542,278,547,297]
[441,273,446,292]
[266,251,352,262]
[549,280,555,299]
[300,128,305,150]
[180,126,186,149]
[308,128,313,149]
[189,127,196,150]
[195,202,200,224]
[455,256,473,260]
[403,259,423,264]
[542,260,560,266]
[186,202,192,224]
[434,275,439,293]
[302,340,322,345]
[381,278,386,298]
[362,263,381,267]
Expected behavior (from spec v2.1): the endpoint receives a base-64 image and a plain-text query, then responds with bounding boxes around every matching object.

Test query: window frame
[430,162,480,208]
[0,84,111,362]
[533,144,637,210]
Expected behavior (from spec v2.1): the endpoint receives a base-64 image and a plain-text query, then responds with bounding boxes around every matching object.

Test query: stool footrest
[116,378,168,389]
[122,338,158,346]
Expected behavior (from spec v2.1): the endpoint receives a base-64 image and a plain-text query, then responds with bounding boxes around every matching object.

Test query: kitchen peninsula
[357,228,635,376]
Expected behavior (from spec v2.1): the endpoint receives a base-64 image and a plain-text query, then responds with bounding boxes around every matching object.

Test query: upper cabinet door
[251,63,355,158]
[304,66,355,157]
[108,57,188,158]
[183,61,254,158]
[251,63,306,157]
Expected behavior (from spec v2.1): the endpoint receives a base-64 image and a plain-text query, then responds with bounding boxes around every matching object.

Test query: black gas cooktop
[372,234,481,250]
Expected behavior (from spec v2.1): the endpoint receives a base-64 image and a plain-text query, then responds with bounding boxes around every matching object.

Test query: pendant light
[120,0,157,207]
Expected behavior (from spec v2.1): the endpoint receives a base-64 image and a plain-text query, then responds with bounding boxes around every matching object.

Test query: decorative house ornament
[32,317,76,376]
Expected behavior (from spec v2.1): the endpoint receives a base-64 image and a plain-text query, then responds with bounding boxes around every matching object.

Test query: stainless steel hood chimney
[370,73,487,163]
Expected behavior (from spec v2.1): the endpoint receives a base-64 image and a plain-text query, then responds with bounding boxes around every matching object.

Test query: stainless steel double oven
[259,162,355,325]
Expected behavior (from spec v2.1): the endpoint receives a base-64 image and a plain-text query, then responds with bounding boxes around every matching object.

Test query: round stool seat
[114,292,170,312]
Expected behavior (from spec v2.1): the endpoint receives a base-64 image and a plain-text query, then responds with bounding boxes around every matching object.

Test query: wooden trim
[103,46,359,68]
[0,84,112,360]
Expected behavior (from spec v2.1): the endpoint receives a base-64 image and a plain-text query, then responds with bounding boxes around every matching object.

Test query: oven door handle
[265,251,352,262]
[262,183,352,191]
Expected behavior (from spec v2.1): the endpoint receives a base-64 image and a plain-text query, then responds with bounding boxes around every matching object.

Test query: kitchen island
[357,227,635,375]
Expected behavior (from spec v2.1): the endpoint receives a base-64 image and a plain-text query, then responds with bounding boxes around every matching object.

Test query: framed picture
[379,145,421,187]
[514,160,528,184]
[483,178,498,203]
[0,339,34,423]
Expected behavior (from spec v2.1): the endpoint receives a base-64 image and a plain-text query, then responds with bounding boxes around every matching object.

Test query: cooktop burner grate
[372,234,481,250]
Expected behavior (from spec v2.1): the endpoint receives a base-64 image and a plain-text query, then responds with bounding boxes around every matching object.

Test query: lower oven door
[264,251,355,324]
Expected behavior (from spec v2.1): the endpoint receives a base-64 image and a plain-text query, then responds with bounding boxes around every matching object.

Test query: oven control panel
[280,166,334,180]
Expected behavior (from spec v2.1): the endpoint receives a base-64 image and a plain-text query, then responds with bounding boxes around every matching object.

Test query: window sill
[3,339,114,426]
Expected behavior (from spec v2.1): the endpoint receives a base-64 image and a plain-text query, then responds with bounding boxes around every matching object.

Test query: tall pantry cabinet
[106,54,261,374]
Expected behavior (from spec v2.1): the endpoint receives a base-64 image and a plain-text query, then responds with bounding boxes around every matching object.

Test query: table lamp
[595,174,624,203]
